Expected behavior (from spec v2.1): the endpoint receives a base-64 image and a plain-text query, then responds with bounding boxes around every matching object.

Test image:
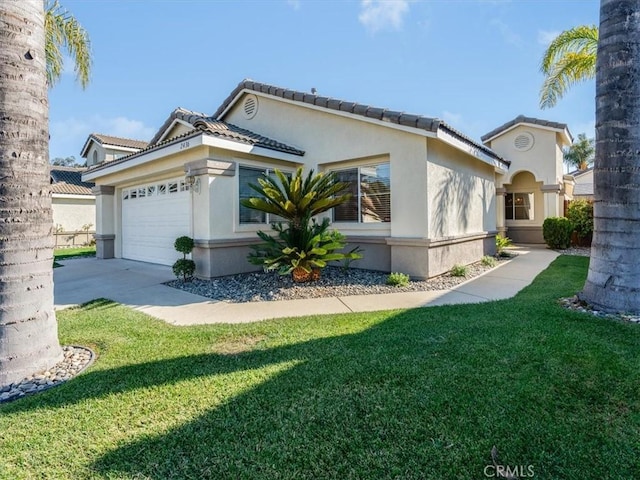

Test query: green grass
[53,246,96,261]
[1,256,638,479]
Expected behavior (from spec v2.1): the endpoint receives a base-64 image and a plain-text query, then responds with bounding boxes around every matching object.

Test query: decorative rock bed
[0,345,95,404]
[166,257,513,303]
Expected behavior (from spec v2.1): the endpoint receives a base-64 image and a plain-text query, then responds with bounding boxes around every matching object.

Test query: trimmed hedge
[566,200,593,240]
[543,217,573,249]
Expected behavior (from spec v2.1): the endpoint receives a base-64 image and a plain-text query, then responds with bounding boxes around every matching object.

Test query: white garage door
[121,179,191,265]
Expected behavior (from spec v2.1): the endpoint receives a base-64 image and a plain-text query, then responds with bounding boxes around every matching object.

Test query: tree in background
[581,0,640,314]
[45,0,92,89]
[0,1,63,386]
[564,133,595,171]
[50,155,84,167]
[539,25,598,109]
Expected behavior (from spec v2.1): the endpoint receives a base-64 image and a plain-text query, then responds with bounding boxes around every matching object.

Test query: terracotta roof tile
[481,115,572,143]
[50,166,94,195]
[213,79,509,168]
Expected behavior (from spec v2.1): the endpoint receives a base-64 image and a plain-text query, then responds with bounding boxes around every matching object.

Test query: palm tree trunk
[0,1,63,385]
[581,0,640,313]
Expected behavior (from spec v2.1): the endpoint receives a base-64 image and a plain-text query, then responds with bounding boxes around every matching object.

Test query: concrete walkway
[54,246,559,325]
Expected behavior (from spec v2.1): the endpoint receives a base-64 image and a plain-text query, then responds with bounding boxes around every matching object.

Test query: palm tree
[0,1,63,385]
[580,0,640,314]
[564,133,595,171]
[45,0,92,88]
[539,25,598,109]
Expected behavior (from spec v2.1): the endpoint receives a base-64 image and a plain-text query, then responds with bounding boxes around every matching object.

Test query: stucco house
[50,166,96,247]
[568,167,594,200]
[82,80,573,279]
[481,115,574,244]
[80,133,148,167]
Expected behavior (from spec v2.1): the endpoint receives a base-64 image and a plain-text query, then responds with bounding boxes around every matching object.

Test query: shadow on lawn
[11,257,640,478]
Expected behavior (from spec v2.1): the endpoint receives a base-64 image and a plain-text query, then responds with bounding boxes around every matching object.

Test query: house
[568,167,594,200]
[80,133,148,167]
[50,166,96,247]
[481,115,574,244]
[82,80,571,279]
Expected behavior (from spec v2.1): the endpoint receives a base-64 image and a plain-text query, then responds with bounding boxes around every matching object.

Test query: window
[147,185,156,196]
[168,182,178,193]
[138,187,146,198]
[332,163,391,223]
[179,180,190,192]
[130,189,137,199]
[158,184,167,195]
[238,166,290,224]
[123,190,129,200]
[505,192,534,220]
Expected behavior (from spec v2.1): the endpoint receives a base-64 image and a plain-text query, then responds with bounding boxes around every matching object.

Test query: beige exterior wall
[52,195,95,231]
[89,93,500,278]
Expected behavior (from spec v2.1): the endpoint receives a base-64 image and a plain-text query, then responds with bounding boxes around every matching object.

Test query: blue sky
[49,0,599,161]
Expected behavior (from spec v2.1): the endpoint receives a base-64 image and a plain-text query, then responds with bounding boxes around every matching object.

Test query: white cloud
[490,18,522,46]
[49,115,155,159]
[537,29,559,46]
[359,0,411,33]
[286,0,300,10]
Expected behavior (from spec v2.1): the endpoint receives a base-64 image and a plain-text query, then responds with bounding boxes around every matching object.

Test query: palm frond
[539,25,597,109]
[45,0,92,89]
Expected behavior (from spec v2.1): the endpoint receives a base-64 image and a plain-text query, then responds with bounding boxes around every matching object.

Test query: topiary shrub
[542,217,573,249]
[172,236,196,282]
[566,199,593,242]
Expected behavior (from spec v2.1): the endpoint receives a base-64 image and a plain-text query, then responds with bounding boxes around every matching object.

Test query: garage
[121,178,191,265]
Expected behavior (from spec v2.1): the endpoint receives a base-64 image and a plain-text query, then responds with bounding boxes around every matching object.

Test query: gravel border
[560,296,640,324]
[0,345,95,404]
[166,255,515,303]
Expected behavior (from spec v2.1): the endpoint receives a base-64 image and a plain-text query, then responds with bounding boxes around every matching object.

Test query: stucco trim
[52,193,96,200]
[495,187,507,195]
[345,235,387,245]
[91,185,115,195]
[385,237,430,247]
[427,231,497,248]
[184,158,236,177]
[541,184,562,192]
[194,238,263,248]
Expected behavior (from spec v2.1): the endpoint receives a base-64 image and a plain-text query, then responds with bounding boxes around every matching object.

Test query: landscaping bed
[166,258,511,303]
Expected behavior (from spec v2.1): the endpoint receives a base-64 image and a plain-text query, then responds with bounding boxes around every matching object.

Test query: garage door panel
[122,183,190,265]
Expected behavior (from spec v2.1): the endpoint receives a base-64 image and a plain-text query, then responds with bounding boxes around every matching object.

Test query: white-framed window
[138,187,146,198]
[179,180,190,192]
[332,162,391,223]
[505,192,534,220]
[123,190,130,200]
[147,185,156,196]
[158,183,167,195]
[130,189,137,199]
[168,182,178,193]
[238,165,290,224]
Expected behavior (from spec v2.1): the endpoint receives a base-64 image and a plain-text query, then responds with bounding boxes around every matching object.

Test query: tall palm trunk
[0,1,62,385]
[581,0,640,313]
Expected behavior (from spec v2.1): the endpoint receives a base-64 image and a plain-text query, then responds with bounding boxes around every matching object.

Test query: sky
[49,0,600,161]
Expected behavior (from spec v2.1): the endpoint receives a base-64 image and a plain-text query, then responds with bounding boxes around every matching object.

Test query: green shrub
[451,264,468,277]
[566,199,593,240]
[174,236,195,255]
[386,272,410,287]
[495,234,513,255]
[241,167,363,282]
[172,258,196,281]
[481,255,497,267]
[172,236,196,282]
[542,217,573,249]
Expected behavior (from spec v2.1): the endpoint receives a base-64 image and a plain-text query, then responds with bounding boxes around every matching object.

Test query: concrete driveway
[54,247,560,325]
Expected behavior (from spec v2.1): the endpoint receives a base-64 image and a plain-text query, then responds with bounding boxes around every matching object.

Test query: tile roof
[149,107,305,156]
[481,115,572,143]
[80,133,148,158]
[213,79,509,168]
[50,166,95,195]
[568,166,593,178]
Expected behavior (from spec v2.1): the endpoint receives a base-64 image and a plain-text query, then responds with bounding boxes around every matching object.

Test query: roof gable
[213,79,509,169]
[481,115,573,145]
[80,133,148,158]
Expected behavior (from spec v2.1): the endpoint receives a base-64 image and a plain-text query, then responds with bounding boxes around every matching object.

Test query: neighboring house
[80,133,148,167]
[50,166,96,247]
[481,115,574,244]
[568,167,594,200]
[82,80,573,279]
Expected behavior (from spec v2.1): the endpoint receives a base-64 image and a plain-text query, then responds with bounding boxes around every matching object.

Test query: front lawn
[53,246,96,261]
[1,256,638,479]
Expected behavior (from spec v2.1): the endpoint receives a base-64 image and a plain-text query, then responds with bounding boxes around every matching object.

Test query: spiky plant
[241,168,363,281]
